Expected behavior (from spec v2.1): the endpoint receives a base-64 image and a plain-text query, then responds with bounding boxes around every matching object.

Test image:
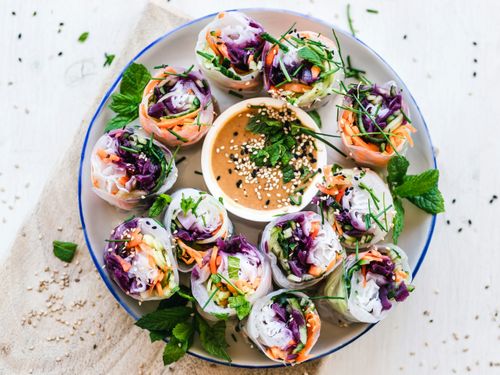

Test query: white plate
[78,8,436,368]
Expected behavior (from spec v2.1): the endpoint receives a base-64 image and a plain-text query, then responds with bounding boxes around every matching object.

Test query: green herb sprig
[105,63,151,132]
[388,156,445,243]
[135,287,231,364]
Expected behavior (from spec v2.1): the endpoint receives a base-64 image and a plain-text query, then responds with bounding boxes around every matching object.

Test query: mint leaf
[228,295,251,320]
[78,32,89,43]
[176,286,196,302]
[196,315,231,362]
[149,330,168,342]
[109,92,141,115]
[387,155,409,188]
[392,198,405,244]
[394,169,439,197]
[213,313,229,320]
[53,241,77,263]
[297,47,323,67]
[120,63,151,96]
[172,321,194,343]
[135,306,192,332]
[104,113,136,132]
[104,53,115,67]
[148,194,172,217]
[309,110,322,128]
[407,186,445,214]
[163,336,187,365]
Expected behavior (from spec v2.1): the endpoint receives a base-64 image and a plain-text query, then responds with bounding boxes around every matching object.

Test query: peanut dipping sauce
[210,105,318,210]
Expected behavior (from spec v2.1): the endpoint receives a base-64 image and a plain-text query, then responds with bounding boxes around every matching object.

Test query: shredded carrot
[267,346,288,361]
[311,65,321,79]
[265,45,278,68]
[279,82,312,93]
[126,228,143,249]
[309,221,321,239]
[177,238,205,266]
[209,246,219,274]
[97,149,108,160]
[308,264,323,277]
[296,311,320,363]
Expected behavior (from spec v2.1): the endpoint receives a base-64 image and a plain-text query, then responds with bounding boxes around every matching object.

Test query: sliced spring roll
[260,211,344,289]
[244,289,321,364]
[195,11,265,94]
[139,66,215,147]
[263,30,344,110]
[338,81,416,167]
[164,188,233,272]
[104,217,180,301]
[314,166,395,249]
[320,243,413,324]
[191,235,272,321]
[90,127,177,210]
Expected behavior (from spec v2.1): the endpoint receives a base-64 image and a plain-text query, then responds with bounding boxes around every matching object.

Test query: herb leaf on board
[53,241,77,263]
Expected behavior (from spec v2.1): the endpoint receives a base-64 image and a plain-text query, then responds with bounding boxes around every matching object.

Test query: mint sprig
[105,63,151,132]
[387,155,444,243]
[135,288,231,365]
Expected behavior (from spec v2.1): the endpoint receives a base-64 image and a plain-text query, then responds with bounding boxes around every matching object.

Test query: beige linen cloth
[0,1,322,374]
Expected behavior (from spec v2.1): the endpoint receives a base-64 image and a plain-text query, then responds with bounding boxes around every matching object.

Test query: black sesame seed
[452,198,456,204]
[216,175,221,181]
[458,228,463,233]
[265,199,270,205]
[18,57,22,62]
[194,170,203,176]
[33,11,37,16]
[175,156,186,165]
[59,22,64,26]
[311,158,317,163]
[251,169,257,178]
[152,226,157,230]
[18,33,22,39]
[446,220,450,225]
[233,131,238,137]
[403,34,407,39]
[58,51,63,56]
[472,41,477,46]
[473,58,478,63]
[11,11,16,16]
[146,221,150,225]
[473,72,477,77]
[468,219,472,225]
[236,180,243,188]
[228,168,232,174]
[493,195,498,199]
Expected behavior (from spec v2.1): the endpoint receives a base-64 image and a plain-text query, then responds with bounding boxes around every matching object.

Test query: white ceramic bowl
[201,97,327,222]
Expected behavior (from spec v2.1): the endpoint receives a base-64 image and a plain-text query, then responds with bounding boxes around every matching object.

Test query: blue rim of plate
[78,8,437,369]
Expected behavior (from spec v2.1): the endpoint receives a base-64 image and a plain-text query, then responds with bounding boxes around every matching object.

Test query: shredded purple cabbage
[108,129,164,194]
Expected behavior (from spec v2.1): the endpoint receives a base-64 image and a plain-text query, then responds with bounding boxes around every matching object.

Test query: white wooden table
[2,0,499,373]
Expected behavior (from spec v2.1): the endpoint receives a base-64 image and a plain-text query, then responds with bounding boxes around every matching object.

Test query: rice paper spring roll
[164,188,233,272]
[314,166,394,249]
[320,243,413,324]
[195,11,265,94]
[244,289,321,364]
[338,81,416,167]
[260,211,344,289]
[191,235,272,321]
[90,127,177,210]
[139,66,215,147]
[104,217,180,301]
[262,30,344,110]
